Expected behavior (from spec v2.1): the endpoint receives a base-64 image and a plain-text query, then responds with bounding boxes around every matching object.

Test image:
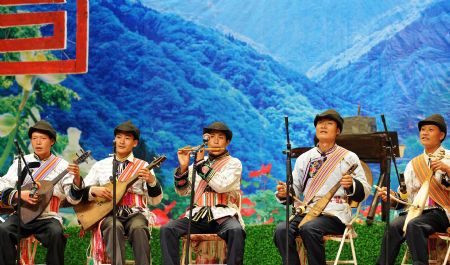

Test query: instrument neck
[121,163,152,187]
[328,181,342,197]
[51,168,70,186]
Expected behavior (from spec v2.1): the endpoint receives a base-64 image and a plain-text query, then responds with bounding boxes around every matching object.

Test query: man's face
[114,132,138,157]
[315,118,340,142]
[419,124,444,148]
[31,131,54,159]
[207,131,229,156]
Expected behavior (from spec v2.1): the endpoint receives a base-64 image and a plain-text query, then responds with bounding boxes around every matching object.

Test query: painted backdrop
[0,0,449,225]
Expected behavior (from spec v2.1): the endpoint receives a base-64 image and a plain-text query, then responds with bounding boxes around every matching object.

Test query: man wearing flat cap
[83,121,162,265]
[376,114,450,265]
[160,121,245,265]
[274,109,370,265]
[0,120,83,265]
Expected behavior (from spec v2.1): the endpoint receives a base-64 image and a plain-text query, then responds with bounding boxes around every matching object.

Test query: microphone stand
[13,138,37,265]
[16,150,22,265]
[284,116,293,265]
[380,114,402,265]
[184,142,207,265]
[111,141,118,265]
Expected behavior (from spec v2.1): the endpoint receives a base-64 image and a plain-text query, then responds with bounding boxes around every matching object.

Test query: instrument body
[74,155,166,230]
[298,163,358,227]
[20,151,91,224]
[402,180,429,232]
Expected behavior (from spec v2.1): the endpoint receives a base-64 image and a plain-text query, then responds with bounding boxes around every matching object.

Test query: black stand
[367,172,385,225]
[16,150,21,265]
[111,141,118,265]
[380,114,402,265]
[184,142,207,265]
[284,116,293,265]
[13,138,37,265]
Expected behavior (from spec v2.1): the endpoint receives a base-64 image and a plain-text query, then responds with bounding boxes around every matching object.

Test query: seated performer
[160,121,245,265]
[376,114,450,265]
[274,109,371,265]
[83,121,162,265]
[0,120,83,265]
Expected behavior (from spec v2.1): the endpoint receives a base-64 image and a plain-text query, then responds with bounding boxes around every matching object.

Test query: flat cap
[314,109,344,132]
[114,120,140,140]
[28,120,57,140]
[418,114,447,140]
[203,121,233,141]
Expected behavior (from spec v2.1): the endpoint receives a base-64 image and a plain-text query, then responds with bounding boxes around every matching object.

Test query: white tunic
[176,155,244,227]
[287,145,371,224]
[84,154,163,210]
[403,146,450,220]
[1,154,82,222]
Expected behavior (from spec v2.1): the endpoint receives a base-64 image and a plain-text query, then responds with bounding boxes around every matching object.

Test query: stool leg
[189,241,193,264]
[181,239,186,265]
[349,232,357,265]
[401,247,409,265]
[334,228,348,265]
[221,240,226,264]
[32,239,39,265]
[443,242,450,265]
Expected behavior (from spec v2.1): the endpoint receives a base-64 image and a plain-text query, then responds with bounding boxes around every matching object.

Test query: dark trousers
[0,214,66,265]
[101,213,150,265]
[274,214,346,265]
[376,208,449,265]
[160,216,246,265]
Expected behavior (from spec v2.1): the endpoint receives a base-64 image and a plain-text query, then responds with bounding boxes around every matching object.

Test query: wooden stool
[19,233,71,265]
[87,234,137,265]
[20,235,39,265]
[181,234,227,265]
[295,225,358,265]
[401,228,450,265]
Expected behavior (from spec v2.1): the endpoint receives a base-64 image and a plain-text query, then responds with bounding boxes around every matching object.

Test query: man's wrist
[276,194,286,200]
[73,179,82,188]
[148,178,157,187]
[179,165,188,174]
[444,165,450,175]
